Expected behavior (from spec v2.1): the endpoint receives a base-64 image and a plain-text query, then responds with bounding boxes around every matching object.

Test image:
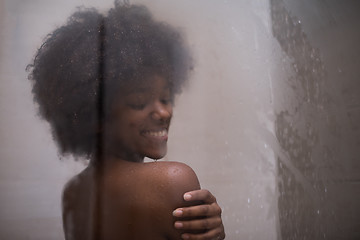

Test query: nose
[151,101,172,122]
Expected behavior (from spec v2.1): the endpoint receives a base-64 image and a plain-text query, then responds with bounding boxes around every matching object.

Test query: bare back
[62,160,201,240]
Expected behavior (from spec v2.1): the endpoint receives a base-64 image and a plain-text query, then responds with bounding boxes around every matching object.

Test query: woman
[27,2,225,239]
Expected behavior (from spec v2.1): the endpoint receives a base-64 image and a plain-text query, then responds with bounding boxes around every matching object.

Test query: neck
[89,140,145,167]
[107,150,144,163]
[90,152,144,172]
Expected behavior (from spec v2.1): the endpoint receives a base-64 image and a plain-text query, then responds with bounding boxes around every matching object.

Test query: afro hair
[27,2,193,159]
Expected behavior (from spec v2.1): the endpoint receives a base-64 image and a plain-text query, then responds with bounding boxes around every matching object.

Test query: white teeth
[146,129,167,137]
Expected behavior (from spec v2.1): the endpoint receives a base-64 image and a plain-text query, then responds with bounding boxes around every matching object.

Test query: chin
[146,148,167,160]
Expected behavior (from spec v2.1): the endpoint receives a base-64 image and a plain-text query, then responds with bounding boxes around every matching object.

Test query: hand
[173,189,225,240]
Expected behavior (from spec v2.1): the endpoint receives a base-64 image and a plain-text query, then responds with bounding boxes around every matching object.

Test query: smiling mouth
[142,129,168,139]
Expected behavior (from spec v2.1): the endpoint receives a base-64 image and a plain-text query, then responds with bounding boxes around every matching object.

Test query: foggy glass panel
[271,0,360,239]
[0,0,359,239]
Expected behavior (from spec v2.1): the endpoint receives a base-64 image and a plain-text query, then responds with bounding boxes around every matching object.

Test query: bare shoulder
[62,167,92,200]
[103,161,200,205]
[62,163,201,239]
[144,161,201,196]
[62,167,94,214]
[140,161,201,239]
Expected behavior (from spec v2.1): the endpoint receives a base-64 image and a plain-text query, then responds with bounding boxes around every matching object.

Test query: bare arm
[154,162,225,239]
[156,161,204,240]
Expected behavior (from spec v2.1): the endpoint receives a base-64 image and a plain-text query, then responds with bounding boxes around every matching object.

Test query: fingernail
[174,222,183,229]
[184,193,192,201]
[173,209,183,217]
[181,234,190,239]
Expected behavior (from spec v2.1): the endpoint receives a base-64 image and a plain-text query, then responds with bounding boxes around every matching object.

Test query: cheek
[118,113,144,134]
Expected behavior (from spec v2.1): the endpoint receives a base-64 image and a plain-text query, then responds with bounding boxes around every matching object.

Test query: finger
[181,227,225,240]
[183,189,216,204]
[173,203,222,218]
[174,216,222,230]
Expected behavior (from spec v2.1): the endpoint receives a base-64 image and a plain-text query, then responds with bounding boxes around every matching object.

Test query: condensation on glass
[0,0,359,239]
[271,0,360,239]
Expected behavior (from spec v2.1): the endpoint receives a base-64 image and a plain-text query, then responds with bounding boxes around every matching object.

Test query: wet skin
[63,160,202,240]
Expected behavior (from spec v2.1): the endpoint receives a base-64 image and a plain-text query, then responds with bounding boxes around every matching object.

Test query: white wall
[0,0,279,239]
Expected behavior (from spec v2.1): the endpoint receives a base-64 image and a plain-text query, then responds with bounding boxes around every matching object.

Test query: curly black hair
[27,2,193,159]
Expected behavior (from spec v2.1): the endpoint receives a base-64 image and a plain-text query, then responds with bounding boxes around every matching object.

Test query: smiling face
[104,75,173,162]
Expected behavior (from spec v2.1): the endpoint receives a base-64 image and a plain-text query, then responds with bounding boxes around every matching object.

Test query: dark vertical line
[93,16,106,240]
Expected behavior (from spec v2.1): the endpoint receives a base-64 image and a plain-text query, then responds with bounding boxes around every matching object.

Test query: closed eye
[127,103,146,110]
[160,98,171,105]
